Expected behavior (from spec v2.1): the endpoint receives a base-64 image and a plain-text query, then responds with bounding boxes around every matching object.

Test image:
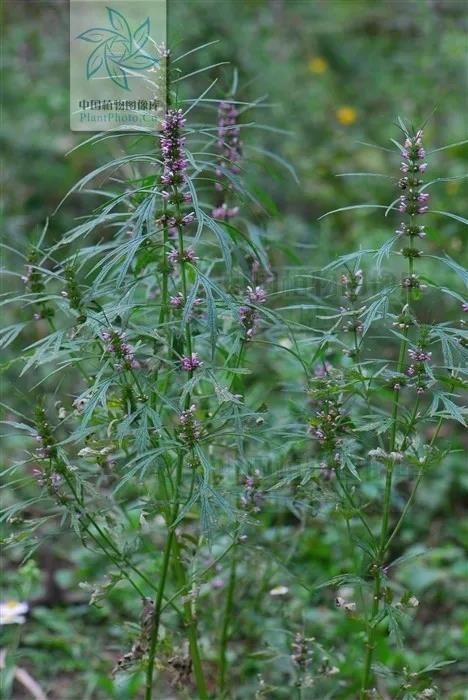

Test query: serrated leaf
[81,378,114,427]
[417,659,456,675]
[0,322,27,349]
[386,605,405,648]
[135,408,149,452]
[197,275,218,356]
[375,234,399,274]
[202,213,232,274]
[182,275,201,326]
[342,453,360,481]
[362,294,389,335]
[439,394,467,426]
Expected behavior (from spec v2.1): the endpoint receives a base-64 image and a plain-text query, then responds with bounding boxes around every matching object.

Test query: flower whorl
[398,130,429,217]
[212,100,241,220]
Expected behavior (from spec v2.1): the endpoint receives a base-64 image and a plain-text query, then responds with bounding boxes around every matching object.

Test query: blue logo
[77,6,158,91]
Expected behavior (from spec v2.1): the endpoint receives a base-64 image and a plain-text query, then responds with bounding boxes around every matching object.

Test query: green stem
[177,223,193,355]
[218,342,245,694]
[218,537,238,695]
[384,471,422,554]
[335,469,374,541]
[171,535,209,699]
[161,539,236,614]
[360,211,417,697]
[150,460,209,699]
[145,89,207,696]
[0,620,23,699]
[61,470,178,605]
[144,454,183,700]
[385,413,444,554]
[159,214,170,326]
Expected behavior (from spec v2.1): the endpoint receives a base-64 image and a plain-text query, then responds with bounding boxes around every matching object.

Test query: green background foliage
[1,1,467,698]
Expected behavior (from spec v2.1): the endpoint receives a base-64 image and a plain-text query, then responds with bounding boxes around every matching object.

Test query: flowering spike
[212,100,242,220]
[180,353,202,372]
[398,130,429,215]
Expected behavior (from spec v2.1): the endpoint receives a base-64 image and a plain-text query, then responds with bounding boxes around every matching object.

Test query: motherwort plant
[309,122,467,697]
[2,48,278,699]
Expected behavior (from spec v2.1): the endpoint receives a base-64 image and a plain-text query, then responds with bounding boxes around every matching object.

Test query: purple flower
[181,211,195,225]
[239,305,259,339]
[33,469,62,492]
[212,204,240,220]
[396,223,426,239]
[238,285,267,339]
[159,109,194,235]
[246,285,267,304]
[402,274,426,290]
[167,247,198,265]
[180,353,202,371]
[213,100,242,217]
[170,293,202,312]
[178,404,202,444]
[405,344,432,390]
[313,428,326,442]
[170,292,184,308]
[399,192,429,215]
[101,329,139,371]
[398,130,429,218]
[314,361,333,378]
[408,348,432,363]
[240,471,264,513]
[157,214,176,230]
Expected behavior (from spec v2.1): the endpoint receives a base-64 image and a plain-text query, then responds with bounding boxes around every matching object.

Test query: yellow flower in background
[308,56,328,74]
[336,106,358,126]
[446,180,460,195]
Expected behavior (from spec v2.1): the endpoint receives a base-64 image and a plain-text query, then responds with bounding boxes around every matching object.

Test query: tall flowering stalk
[4,45,280,700]
[360,128,430,697]
[311,122,466,698]
[145,87,206,700]
[212,99,241,221]
[209,94,270,696]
